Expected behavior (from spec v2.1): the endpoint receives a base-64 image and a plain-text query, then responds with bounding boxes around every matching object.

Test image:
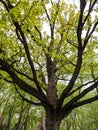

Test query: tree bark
[45,110,61,130]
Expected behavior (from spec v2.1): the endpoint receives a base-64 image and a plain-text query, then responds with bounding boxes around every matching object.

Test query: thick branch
[0,59,44,102]
[0,2,46,106]
[60,94,98,119]
[14,22,36,78]
[67,78,98,97]
[77,0,86,46]
[74,95,98,108]
[57,47,83,110]
[0,1,43,94]
[62,80,98,111]
[56,0,96,110]
[14,22,45,96]
[0,59,53,109]
[15,85,43,106]
[14,68,34,81]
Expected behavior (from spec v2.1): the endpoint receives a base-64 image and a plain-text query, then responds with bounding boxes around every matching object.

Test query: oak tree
[0,0,98,130]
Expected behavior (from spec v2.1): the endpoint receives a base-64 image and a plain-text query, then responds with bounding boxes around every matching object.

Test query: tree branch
[14,22,46,95]
[21,1,38,25]
[41,0,51,22]
[56,0,94,110]
[0,59,44,102]
[83,20,98,49]
[62,80,98,111]
[0,0,9,12]
[74,95,98,108]
[77,0,86,47]
[15,85,43,106]
[57,45,83,110]
[83,0,97,26]
[67,78,98,97]
[3,1,40,81]
[35,26,42,40]
[0,1,41,92]
[14,68,34,81]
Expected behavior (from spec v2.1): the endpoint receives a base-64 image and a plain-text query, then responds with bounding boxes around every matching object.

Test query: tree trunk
[45,110,61,130]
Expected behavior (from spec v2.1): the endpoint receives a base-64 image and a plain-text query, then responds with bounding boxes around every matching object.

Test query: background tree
[0,0,98,130]
[0,80,44,130]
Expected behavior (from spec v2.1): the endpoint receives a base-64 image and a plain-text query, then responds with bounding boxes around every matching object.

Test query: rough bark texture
[46,57,58,108]
[45,110,61,130]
